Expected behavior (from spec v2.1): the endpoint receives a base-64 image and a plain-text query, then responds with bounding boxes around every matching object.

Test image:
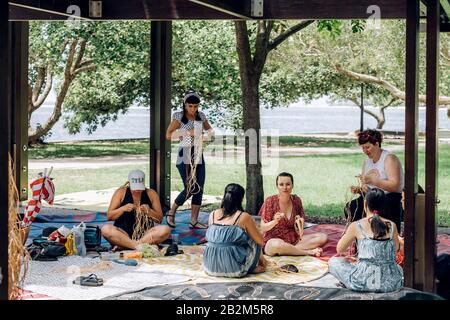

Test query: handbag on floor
[84,225,102,250]
[28,238,67,261]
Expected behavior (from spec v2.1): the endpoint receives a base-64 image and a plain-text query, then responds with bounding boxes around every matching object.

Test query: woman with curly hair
[345,129,404,232]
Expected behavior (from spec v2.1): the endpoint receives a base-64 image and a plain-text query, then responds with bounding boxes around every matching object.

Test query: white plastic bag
[71,222,87,256]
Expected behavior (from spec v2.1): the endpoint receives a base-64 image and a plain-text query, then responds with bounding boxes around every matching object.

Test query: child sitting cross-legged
[329,188,403,292]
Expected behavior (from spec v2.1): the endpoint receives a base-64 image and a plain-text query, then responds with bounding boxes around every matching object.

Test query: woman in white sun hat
[101,169,171,250]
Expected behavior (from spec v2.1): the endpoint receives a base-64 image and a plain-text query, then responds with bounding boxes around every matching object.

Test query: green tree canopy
[30,19,449,143]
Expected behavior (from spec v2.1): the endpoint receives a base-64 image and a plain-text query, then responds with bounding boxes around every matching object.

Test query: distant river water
[31,98,450,142]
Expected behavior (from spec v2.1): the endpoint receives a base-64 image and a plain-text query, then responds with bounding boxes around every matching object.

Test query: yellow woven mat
[143,245,328,284]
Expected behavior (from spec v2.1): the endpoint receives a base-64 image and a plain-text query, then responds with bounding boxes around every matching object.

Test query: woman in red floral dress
[259,172,327,256]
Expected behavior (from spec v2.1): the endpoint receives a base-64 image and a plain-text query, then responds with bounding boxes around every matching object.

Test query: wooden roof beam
[9,0,407,21]
[440,0,450,18]
[188,0,251,19]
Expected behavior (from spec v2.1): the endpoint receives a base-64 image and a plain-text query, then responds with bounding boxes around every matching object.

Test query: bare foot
[189,221,208,229]
[112,245,123,252]
[166,211,176,228]
[251,264,266,274]
[112,243,138,252]
[307,248,323,257]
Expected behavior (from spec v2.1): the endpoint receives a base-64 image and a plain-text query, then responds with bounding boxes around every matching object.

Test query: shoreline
[31,130,450,145]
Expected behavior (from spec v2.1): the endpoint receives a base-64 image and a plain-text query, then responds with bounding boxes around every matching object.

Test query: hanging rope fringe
[119,181,155,242]
[132,204,154,242]
[343,176,366,236]
[185,121,204,201]
[8,154,30,300]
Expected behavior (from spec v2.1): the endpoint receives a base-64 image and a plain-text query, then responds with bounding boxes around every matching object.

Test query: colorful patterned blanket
[29,208,209,246]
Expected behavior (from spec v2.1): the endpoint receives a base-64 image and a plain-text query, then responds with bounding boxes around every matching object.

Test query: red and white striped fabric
[30,176,55,204]
[22,172,55,227]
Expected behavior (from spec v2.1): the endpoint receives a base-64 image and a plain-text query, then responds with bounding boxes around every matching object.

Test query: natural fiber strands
[185,123,204,201]
[132,204,154,242]
[118,182,154,242]
[8,154,30,300]
[343,177,365,235]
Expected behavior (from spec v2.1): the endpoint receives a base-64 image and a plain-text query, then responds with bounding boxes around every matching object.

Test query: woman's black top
[113,187,153,237]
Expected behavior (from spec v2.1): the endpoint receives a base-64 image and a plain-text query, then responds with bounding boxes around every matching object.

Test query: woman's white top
[172,111,207,148]
[363,149,404,193]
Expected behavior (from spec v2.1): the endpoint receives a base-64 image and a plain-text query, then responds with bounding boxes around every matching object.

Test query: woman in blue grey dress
[329,188,403,292]
[203,183,268,278]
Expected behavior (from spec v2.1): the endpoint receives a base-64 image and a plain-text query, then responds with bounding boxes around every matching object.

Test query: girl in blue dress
[329,188,403,292]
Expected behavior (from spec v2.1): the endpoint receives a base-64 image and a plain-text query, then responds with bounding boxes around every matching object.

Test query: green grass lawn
[28,139,150,159]
[29,143,450,226]
[28,136,403,159]
[277,136,402,148]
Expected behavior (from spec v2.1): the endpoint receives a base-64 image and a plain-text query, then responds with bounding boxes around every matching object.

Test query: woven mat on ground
[20,246,327,300]
[140,246,328,285]
[160,211,209,245]
[104,281,444,300]
[22,255,192,300]
[28,208,210,246]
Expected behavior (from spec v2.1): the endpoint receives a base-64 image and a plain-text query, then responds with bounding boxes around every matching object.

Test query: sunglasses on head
[359,132,371,138]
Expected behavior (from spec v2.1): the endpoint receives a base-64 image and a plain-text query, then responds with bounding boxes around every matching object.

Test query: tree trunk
[349,96,386,130]
[28,39,95,145]
[376,106,386,129]
[234,20,313,214]
[28,78,68,145]
[235,21,265,215]
[242,79,264,215]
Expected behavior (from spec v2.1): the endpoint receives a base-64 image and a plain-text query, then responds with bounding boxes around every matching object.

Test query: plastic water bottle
[100,252,121,261]
[172,234,179,245]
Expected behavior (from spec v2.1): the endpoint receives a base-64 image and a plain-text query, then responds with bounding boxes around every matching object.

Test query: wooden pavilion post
[0,1,11,300]
[150,21,172,208]
[11,21,29,202]
[404,0,420,289]
[424,0,439,293]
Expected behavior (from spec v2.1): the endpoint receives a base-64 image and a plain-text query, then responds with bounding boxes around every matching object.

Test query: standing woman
[165,92,214,229]
[345,129,404,232]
